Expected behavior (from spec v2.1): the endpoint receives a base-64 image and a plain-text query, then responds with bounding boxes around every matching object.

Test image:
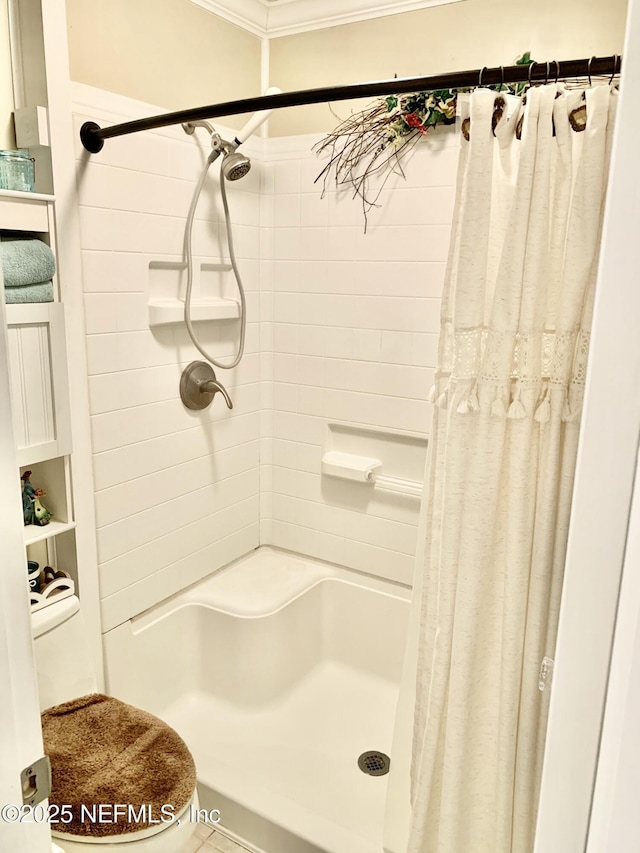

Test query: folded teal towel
[0,234,56,287]
[4,281,54,303]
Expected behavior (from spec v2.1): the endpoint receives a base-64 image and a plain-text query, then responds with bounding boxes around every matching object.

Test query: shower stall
[71,49,628,853]
[1,0,636,849]
[75,82,446,852]
[105,548,410,853]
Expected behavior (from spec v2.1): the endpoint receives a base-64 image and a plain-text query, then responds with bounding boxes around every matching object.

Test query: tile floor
[181,822,258,853]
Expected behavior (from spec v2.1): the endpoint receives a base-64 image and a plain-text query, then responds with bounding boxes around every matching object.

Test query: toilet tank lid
[32,595,80,640]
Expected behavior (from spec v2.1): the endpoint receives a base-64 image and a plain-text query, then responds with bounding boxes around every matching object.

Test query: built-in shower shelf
[147,297,240,327]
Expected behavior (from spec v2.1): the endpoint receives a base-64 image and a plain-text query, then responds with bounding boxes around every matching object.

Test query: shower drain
[358,750,391,776]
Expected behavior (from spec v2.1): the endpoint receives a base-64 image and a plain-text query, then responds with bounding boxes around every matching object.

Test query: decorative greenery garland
[314,53,535,228]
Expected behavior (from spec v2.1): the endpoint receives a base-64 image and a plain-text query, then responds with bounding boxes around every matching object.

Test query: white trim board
[189,0,465,38]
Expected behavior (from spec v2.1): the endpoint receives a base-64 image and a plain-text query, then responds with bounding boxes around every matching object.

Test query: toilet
[32,595,199,852]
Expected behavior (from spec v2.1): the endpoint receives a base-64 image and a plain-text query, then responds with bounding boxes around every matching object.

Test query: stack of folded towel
[1,233,55,303]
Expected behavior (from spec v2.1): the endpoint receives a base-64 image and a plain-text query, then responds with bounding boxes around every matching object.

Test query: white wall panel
[265,131,456,585]
[73,87,263,626]
[73,83,454,614]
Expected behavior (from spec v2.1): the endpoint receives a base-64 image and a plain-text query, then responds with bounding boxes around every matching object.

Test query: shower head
[222,150,251,181]
[215,86,281,181]
[191,86,282,178]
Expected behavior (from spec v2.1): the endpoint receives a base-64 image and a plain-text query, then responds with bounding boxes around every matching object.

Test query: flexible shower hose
[182,151,247,369]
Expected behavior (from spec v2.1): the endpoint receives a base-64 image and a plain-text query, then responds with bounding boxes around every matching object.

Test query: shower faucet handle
[180,361,233,410]
[202,377,233,409]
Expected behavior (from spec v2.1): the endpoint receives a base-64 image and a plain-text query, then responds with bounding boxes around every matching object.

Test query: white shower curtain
[408,83,617,852]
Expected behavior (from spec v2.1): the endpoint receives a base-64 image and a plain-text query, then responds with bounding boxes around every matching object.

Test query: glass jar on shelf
[0,149,35,192]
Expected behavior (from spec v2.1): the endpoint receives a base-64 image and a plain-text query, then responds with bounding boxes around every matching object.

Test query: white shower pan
[103,547,411,853]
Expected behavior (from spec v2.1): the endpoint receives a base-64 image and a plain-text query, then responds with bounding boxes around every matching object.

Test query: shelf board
[24,519,76,546]
[0,190,53,232]
[148,297,240,327]
[0,189,55,202]
[5,302,60,324]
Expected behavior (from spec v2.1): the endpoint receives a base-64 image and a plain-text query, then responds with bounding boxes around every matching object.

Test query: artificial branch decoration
[314,53,535,229]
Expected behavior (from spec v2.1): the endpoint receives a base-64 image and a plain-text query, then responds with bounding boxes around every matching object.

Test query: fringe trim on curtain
[534,391,551,423]
[491,387,508,418]
[507,386,526,419]
[426,379,585,424]
[436,389,449,409]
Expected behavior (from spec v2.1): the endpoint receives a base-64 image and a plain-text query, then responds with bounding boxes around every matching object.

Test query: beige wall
[65,0,262,130]
[3,0,630,146]
[0,1,15,148]
[269,0,629,135]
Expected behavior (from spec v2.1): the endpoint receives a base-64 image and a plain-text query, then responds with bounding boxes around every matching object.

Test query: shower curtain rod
[80,54,621,153]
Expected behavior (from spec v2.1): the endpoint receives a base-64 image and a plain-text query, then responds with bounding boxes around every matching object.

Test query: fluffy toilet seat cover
[42,693,196,838]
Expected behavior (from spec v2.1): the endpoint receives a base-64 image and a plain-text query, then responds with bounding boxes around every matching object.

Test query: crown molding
[190,0,465,39]
[266,0,465,37]
[189,0,268,37]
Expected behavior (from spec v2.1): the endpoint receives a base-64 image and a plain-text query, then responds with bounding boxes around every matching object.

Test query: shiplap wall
[72,85,262,630]
[72,84,458,625]
[263,132,457,585]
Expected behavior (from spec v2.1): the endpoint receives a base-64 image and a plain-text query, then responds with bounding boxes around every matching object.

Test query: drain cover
[358,751,391,776]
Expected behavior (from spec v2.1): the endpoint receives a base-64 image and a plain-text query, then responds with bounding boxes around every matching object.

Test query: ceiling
[190,0,464,38]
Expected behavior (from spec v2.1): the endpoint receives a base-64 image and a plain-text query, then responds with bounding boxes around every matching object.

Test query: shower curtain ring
[528,61,536,86]
[609,55,618,84]
[553,60,560,85]
[587,56,594,86]
[478,66,487,87]
[544,62,550,84]
[499,66,505,91]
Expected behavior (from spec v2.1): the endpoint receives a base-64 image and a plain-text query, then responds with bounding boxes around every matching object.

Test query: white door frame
[586,445,640,851]
[534,0,640,848]
[0,289,51,851]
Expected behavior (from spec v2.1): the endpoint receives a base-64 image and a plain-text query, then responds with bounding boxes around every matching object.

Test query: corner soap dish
[30,567,75,613]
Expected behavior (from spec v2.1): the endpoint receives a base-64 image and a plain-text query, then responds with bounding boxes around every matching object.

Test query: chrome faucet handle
[201,377,233,409]
[180,361,233,410]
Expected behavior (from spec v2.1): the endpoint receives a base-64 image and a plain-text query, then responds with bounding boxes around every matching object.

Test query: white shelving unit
[0,190,77,612]
[0,1,105,792]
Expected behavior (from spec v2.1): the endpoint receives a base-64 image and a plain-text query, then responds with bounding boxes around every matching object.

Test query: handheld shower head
[182,84,282,374]
[232,86,282,147]
[222,150,251,181]
[214,85,281,181]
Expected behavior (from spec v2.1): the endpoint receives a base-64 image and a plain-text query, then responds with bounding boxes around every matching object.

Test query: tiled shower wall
[262,134,458,586]
[72,85,262,631]
[72,84,458,627]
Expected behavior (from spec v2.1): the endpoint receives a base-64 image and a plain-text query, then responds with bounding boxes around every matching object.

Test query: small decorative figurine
[21,470,36,524]
[31,494,52,526]
[21,470,52,526]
